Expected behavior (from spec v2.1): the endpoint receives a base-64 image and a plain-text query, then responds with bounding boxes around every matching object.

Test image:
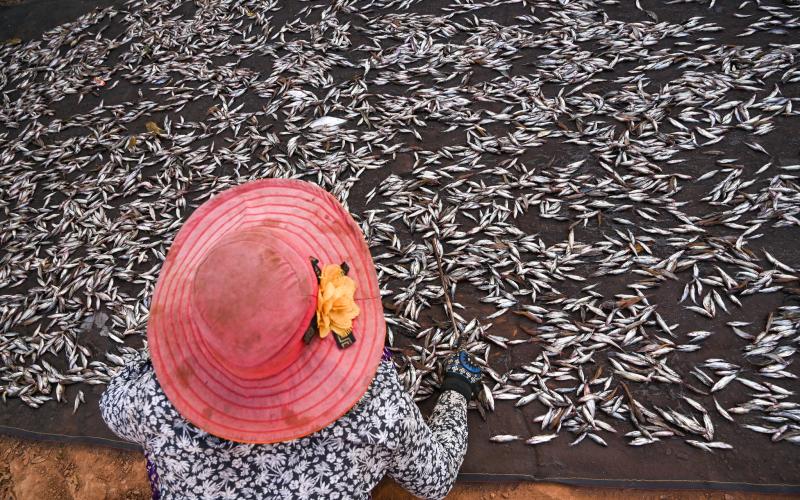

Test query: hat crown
[192,229,316,379]
[148,179,385,443]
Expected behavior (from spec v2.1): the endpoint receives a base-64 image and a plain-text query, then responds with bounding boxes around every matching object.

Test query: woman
[100,179,482,499]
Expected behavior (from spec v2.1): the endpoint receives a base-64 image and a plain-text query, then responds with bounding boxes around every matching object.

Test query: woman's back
[101,354,467,500]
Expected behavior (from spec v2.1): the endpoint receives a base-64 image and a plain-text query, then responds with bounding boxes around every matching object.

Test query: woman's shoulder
[101,351,181,424]
[346,360,415,421]
[362,360,404,401]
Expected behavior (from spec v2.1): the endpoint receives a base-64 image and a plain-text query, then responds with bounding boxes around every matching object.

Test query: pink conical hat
[147,179,385,443]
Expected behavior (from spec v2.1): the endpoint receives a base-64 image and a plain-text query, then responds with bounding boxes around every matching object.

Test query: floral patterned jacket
[100,354,468,499]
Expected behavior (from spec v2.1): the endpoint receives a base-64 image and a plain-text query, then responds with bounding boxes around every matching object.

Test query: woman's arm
[387,386,469,500]
[99,351,151,444]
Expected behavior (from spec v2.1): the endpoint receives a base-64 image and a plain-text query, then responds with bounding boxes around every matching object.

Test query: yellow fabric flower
[316,264,360,338]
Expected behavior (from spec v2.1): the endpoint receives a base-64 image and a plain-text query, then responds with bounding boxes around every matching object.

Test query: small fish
[525,434,558,445]
[711,374,737,393]
[308,117,347,129]
[490,435,522,443]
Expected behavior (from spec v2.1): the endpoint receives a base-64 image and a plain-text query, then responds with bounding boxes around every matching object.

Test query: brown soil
[0,436,793,500]
[0,437,148,499]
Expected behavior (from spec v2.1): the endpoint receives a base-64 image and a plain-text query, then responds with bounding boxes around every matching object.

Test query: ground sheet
[1,0,800,493]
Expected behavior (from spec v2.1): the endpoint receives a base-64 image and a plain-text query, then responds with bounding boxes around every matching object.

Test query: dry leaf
[127,136,138,150]
[4,38,22,46]
[145,121,163,135]
[511,310,543,323]
[616,296,644,309]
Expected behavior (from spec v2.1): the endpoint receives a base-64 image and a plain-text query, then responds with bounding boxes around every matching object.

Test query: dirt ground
[0,436,793,500]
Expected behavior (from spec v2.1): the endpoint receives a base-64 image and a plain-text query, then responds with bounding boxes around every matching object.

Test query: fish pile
[1,0,799,455]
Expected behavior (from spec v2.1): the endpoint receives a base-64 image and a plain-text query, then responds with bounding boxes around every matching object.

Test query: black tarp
[1,0,799,495]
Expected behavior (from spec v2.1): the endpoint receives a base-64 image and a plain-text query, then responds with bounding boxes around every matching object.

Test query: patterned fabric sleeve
[387,389,468,500]
[99,351,151,444]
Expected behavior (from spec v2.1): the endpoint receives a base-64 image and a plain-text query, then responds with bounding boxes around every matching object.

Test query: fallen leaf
[4,37,22,46]
[511,310,543,323]
[145,121,163,135]
[616,296,644,309]
[127,136,138,150]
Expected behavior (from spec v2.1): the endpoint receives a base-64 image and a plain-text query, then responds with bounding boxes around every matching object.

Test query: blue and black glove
[441,350,482,400]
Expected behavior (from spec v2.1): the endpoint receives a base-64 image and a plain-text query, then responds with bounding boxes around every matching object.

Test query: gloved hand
[441,350,483,400]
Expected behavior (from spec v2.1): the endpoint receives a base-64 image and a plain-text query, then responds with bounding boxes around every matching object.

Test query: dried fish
[0,0,797,460]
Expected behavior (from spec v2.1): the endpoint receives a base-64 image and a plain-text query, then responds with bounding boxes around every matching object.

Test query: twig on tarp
[430,238,461,346]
